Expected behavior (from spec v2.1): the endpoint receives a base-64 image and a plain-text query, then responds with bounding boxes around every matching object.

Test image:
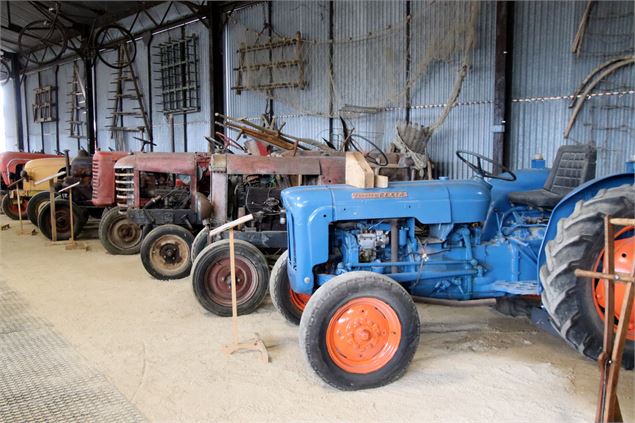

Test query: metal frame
[157,35,201,115]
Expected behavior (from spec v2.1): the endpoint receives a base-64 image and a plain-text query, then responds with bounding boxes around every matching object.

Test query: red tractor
[99,153,211,258]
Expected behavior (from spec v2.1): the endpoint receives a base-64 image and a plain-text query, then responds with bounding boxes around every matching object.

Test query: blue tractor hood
[282,180,491,224]
[281,180,491,293]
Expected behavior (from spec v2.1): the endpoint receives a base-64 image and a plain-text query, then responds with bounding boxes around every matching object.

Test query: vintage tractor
[190,151,419,316]
[36,150,137,242]
[0,151,60,202]
[274,145,635,390]
[189,152,349,316]
[1,155,67,220]
[111,152,212,274]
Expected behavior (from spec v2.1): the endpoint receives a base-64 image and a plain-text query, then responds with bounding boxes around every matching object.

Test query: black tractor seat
[508,144,596,209]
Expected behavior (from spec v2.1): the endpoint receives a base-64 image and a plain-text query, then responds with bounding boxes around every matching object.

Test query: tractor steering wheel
[456,150,516,181]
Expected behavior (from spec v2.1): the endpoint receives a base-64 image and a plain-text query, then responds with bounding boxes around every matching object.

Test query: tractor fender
[537,172,635,289]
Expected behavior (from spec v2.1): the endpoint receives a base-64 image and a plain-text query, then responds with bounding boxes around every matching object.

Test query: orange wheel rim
[325,297,401,374]
[289,288,310,312]
[592,227,634,341]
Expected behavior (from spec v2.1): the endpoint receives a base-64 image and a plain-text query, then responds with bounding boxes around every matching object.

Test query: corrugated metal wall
[510,1,635,175]
[223,1,496,178]
[4,1,633,178]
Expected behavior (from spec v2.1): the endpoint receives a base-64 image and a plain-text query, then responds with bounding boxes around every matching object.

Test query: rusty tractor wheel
[541,184,634,369]
[98,207,143,255]
[299,271,420,390]
[192,239,269,317]
[37,199,85,241]
[1,193,28,220]
[140,224,194,280]
[270,250,311,325]
[191,226,210,263]
[27,191,51,225]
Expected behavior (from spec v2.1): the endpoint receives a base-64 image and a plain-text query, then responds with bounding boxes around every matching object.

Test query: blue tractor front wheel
[299,271,420,390]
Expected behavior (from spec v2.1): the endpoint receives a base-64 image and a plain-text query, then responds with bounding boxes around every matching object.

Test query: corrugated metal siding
[510,1,634,175]
[224,1,495,177]
[2,80,19,151]
[224,3,270,123]
[410,1,496,179]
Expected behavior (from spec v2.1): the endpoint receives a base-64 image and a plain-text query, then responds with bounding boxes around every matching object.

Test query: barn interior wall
[4,1,633,177]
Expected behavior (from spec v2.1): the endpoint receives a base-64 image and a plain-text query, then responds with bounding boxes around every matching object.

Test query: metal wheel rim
[94,25,137,69]
[110,216,142,248]
[592,226,635,341]
[18,21,67,66]
[289,288,310,312]
[204,256,258,307]
[149,235,190,276]
[325,297,401,374]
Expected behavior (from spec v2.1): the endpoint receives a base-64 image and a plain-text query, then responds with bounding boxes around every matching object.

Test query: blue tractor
[269,145,635,390]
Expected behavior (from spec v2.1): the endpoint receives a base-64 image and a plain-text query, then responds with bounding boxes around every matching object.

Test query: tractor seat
[508,144,596,209]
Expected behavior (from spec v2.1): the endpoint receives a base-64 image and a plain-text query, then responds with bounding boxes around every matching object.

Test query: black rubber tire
[270,250,307,325]
[0,192,5,214]
[299,271,420,390]
[98,207,143,255]
[37,199,85,241]
[540,184,634,369]
[27,191,51,225]
[140,224,194,280]
[191,239,269,317]
[191,226,210,263]
[1,193,27,220]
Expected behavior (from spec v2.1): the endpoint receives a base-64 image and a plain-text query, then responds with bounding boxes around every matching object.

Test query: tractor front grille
[115,167,134,209]
[91,157,100,200]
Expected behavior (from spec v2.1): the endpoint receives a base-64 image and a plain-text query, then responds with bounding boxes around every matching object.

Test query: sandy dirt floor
[0,214,633,422]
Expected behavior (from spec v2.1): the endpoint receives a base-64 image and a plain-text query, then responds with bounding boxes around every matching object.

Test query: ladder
[107,45,153,151]
[67,62,87,148]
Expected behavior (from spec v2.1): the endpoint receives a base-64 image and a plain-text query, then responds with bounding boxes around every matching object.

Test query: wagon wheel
[18,20,68,66]
[0,59,11,86]
[94,24,137,69]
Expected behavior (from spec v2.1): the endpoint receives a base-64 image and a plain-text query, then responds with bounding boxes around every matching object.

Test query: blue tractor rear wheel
[540,185,634,369]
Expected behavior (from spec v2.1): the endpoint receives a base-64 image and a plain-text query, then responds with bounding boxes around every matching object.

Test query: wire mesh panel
[157,35,200,115]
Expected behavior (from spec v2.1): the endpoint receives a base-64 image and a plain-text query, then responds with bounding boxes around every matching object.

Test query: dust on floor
[0,215,633,422]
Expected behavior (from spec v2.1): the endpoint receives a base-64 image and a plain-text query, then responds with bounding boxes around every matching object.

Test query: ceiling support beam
[493,1,514,172]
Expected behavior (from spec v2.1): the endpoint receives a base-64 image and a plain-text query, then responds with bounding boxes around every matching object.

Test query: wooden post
[218,214,269,363]
[15,187,25,235]
[49,179,57,243]
[229,228,239,345]
[575,216,635,423]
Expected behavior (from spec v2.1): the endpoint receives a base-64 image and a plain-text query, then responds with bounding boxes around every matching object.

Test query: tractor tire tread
[540,184,634,369]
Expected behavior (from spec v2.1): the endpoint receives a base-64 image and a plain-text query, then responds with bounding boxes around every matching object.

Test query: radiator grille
[115,167,134,209]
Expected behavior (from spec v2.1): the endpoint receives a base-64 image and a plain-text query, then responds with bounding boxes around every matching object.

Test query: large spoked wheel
[191,239,269,317]
[18,20,68,66]
[456,150,516,181]
[37,199,85,241]
[541,185,634,369]
[94,24,137,69]
[1,194,28,220]
[191,226,210,263]
[98,208,143,255]
[140,224,193,280]
[270,250,311,325]
[0,59,11,86]
[27,191,51,226]
[299,271,420,390]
